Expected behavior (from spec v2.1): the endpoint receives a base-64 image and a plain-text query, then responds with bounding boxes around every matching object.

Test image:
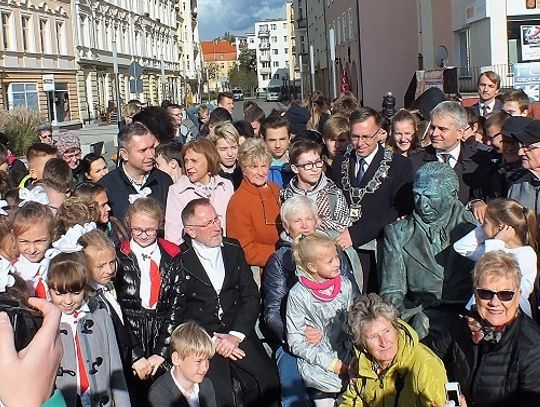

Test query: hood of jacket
[287,174,328,199]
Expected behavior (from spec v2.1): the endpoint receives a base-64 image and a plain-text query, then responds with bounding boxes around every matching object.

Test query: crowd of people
[1,75,540,407]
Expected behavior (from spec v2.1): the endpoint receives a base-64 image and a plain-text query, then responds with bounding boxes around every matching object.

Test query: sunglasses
[476,288,515,302]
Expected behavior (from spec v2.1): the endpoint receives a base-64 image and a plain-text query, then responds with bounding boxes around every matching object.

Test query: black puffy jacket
[428,311,540,407]
[261,237,360,345]
[114,238,183,361]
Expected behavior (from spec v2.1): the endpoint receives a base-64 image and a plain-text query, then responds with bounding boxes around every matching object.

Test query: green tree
[223,32,236,43]
[238,48,257,72]
[228,64,257,97]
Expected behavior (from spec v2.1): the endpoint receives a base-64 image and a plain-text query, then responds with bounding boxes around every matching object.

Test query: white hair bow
[0,258,16,293]
[128,187,152,204]
[47,222,97,258]
[19,186,50,207]
[0,200,9,216]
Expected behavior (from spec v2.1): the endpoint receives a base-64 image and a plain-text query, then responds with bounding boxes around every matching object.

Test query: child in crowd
[115,197,182,406]
[321,115,350,167]
[148,321,217,407]
[18,143,57,188]
[501,88,530,117]
[49,251,130,407]
[56,197,99,235]
[454,198,537,316]
[79,228,145,401]
[286,233,353,407]
[12,196,55,298]
[41,158,73,211]
[155,141,183,183]
[387,109,419,157]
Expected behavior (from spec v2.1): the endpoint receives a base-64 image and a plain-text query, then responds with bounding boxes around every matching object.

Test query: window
[283,22,287,28]
[458,30,471,77]
[273,73,280,79]
[273,49,278,55]
[336,17,341,44]
[56,21,66,54]
[284,36,287,42]
[271,24,276,30]
[21,15,32,51]
[271,36,277,43]
[8,83,39,110]
[342,13,347,42]
[1,11,11,50]
[348,8,353,39]
[273,61,279,67]
[284,48,288,53]
[39,18,49,53]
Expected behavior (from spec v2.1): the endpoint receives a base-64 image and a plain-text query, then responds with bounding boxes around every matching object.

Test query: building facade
[201,39,236,93]
[0,0,79,124]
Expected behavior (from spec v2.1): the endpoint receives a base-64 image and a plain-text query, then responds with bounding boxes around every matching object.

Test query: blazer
[472,99,503,116]
[148,373,217,407]
[408,142,502,204]
[173,236,260,337]
[331,145,414,248]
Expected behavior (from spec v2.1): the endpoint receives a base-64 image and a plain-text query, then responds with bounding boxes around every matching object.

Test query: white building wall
[255,19,290,91]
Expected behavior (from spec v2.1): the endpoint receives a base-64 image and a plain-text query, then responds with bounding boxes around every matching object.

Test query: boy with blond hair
[149,321,217,407]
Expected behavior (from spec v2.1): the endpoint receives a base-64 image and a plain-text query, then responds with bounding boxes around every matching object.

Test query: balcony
[259,54,270,62]
[259,42,270,50]
[258,28,270,37]
[297,18,307,30]
[260,66,271,74]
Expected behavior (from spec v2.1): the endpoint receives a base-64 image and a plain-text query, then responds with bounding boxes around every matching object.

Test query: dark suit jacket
[472,99,503,116]
[149,373,217,407]
[331,145,414,248]
[408,142,502,204]
[175,236,260,337]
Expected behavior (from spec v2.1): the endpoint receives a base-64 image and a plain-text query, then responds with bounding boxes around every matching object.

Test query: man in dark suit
[99,123,173,221]
[331,107,414,292]
[409,101,502,206]
[173,198,280,407]
[472,71,503,117]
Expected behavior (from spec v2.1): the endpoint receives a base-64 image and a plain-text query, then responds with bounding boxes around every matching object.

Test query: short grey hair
[473,251,521,290]
[36,123,53,134]
[414,161,459,197]
[280,195,319,232]
[430,101,468,130]
[237,138,272,170]
[348,293,400,346]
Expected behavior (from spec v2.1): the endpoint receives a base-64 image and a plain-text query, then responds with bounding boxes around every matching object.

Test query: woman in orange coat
[226,138,281,283]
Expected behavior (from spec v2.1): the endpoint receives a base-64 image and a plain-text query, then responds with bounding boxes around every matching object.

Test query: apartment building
[0,0,80,124]
[201,38,236,93]
[179,0,202,104]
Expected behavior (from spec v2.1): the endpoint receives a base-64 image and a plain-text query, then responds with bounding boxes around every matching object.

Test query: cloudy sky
[198,0,286,40]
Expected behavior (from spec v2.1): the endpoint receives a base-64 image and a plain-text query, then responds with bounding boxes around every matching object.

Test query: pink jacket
[164,174,234,245]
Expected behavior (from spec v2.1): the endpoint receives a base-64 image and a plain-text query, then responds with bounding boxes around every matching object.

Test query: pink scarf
[299,275,342,302]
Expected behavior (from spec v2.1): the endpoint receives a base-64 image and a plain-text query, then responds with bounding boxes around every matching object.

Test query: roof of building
[201,39,237,62]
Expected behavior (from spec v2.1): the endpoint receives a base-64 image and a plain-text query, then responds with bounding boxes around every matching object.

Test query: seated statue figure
[380,161,478,339]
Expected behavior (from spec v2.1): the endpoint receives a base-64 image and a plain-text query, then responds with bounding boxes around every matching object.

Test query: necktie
[34,278,47,299]
[482,104,489,117]
[440,153,452,165]
[356,158,366,185]
[73,315,89,395]
[149,259,161,308]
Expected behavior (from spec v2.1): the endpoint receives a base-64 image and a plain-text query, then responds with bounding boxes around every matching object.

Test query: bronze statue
[380,162,478,338]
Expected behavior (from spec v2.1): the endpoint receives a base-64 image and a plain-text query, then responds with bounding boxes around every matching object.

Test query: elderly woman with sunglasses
[226,138,282,281]
[428,251,540,407]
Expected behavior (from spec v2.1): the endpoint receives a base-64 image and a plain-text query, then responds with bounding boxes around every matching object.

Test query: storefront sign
[514,62,540,101]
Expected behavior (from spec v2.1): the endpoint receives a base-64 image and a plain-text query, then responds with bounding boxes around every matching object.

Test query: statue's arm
[379,223,407,309]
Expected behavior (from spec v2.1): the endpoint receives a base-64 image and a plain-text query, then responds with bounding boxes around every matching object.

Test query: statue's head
[413,162,459,224]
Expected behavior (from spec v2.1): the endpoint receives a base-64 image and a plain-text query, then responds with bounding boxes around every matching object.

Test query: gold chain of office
[340,148,392,222]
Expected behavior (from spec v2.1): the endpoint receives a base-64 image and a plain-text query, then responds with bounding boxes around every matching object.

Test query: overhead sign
[128,61,144,79]
[521,25,540,61]
[42,74,55,92]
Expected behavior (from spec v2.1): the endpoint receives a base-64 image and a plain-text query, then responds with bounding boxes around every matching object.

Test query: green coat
[339,320,447,407]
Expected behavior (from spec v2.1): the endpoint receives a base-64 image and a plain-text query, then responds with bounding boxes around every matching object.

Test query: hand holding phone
[445,382,461,407]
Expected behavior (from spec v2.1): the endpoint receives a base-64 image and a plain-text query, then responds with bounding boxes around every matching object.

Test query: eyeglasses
[476,288,515,302]
[518,143,540,152]
[350,127,381,143]
[185,216,221,228]
[131,227,158,237]
[293,159,324,171]
[62,150,81,161]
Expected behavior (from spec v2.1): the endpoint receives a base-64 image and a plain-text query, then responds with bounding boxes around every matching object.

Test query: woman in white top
[454,198,537,316]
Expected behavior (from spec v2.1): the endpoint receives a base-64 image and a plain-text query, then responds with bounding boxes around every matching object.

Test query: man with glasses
[331,107,414,292]
[174,198,280,407]
[409,101,502,206]
[99,123,173,221]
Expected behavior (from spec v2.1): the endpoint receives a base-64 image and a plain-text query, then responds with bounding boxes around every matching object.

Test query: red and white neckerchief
[130,240,162,309]
[13,255,49,299]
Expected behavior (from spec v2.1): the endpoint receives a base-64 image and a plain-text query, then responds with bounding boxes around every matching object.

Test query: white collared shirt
[354,144,380,178]
[170,368,200,407]
[90,281,124,324]
[130,240,161,309]
[479,99,496,116]
[13,255,50,296]
[436,142,461,168]
[192,239,225,294]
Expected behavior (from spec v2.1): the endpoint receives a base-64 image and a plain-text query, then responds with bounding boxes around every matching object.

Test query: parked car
[266,86,281,102]
[232,88,244,101]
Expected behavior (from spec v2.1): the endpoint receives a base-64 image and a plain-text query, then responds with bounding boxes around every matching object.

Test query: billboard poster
[521,25,540,61]
[514,62,540,101]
